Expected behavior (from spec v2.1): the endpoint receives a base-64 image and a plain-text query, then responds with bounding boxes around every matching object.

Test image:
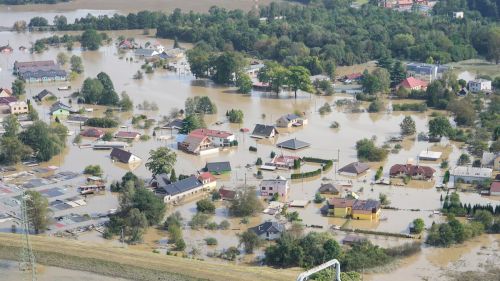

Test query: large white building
[259,176,289,201]
[450,166,492,184]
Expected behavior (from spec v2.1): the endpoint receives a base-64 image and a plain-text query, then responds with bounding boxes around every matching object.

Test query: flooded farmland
[0,9,498,281]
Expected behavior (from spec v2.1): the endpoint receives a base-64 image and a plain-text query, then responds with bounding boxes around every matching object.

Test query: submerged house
[177,134,217,155]
[110,148,141,164]
[153,173,217,203]
[318,183,340,195]
[115,131,141,141]
[81,128,105,138]
[259,176,289,201]
[14,60,67,82]
[34,89,55,102]
[389,164,435,180]
[204,161,232,174]
[50,101,75,117]
[190,128,235,147]
[450,166,493,184]
[251,124,278,139]
[276,138,310,150]
[276,114,308,128]
[338,162,370,177]
[249,221,285,240]
[326,198,381,220]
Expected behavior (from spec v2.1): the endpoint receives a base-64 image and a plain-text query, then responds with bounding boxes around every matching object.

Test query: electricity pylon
[19,190,37,281]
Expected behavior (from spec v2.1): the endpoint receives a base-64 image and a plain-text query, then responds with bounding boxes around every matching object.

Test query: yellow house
[327,198,380,221]
[198,172,217,190]
[352,200,381,221]
[327,198,354,218]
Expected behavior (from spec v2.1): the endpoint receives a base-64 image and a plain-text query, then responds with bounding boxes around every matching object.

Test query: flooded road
[0,25,499,281]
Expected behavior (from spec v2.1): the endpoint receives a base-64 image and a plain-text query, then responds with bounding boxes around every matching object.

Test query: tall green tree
[239,230,262,254]
[428,116,452,138]
[258,61,289,94]
[400,116,416,136]
[0,137,32,164]
[236,72,252,94]
[19,121,67,161]
[288,66,313,98]
[2,115,20,137]
[25,190,50,234]
[145,147,177,176]
[81,29,102,50]
[11,79,25,97]
[211,51,245,84]
[70,55,84,74]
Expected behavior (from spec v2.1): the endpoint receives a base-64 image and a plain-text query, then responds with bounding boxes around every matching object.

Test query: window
[269,187,273,190]
[261,187,266,190]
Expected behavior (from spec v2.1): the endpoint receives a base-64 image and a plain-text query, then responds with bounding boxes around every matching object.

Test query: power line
[19,189,37,281]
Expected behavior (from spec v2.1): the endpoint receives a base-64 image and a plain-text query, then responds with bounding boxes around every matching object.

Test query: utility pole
[19,190,37,281]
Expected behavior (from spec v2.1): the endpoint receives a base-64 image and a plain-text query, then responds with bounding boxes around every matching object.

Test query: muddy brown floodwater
[0,0,280,26]
[0,26,499,280]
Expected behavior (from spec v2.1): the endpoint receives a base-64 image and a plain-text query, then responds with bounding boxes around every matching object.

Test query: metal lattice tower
[19,190,37,281]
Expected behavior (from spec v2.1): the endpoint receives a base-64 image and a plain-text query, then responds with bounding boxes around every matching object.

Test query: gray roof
[110,148,134,163]
[163,118,183,129]
[318,183,339,194]
[338,162,370,174]
[35,89,54,101]
[162,175,202,196]
[50,101,74,113]
[278,114,300,122]
[205,161,231,173]
[276,138,310,150]
[249,221,285,236]
[252,124,278,138]
[67,115,89,123]
[19,69,67,80]
[135,48,156,57]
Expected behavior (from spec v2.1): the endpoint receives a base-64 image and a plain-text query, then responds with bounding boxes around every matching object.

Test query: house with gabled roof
[326,198,381,220]
[259,176,289,201]
[115,131,141,141]
[397,77,428,91]
[110,148,141,164]
[276,114,308,128]
[34,89,55,102]
[251,124,278,139]
[191,128,235,147]
[0,88,12,97]
[50,101,75,117]
[178,134,217,155]
[338,162,370,177]
[318,183,340,195]
[249,221,285,240]
[81,128,105,138]
[276,138,310,150]
[153,173,217,203]
[390,164,435,180]
[204,161,231,174]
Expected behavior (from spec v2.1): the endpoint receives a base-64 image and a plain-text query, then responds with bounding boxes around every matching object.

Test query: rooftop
[338,162,370,175]
[191,128,233,138]
[451,166,493,178]
[162,175,202,196]
[276,138,310,150]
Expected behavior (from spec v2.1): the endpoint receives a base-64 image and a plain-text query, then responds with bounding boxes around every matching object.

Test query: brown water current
[0,28,499,280]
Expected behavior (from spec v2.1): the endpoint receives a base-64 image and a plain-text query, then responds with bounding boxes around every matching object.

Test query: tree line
[22,1,500,66]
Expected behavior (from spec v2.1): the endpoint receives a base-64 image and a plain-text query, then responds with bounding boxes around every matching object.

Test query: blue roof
[163,175,202,196]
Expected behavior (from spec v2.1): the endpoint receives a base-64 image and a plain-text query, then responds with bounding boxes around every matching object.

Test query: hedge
[291,168,322,180]
[302,157,333,171]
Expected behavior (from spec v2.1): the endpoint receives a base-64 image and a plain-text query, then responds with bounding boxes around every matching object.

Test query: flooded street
[0,10,498,281]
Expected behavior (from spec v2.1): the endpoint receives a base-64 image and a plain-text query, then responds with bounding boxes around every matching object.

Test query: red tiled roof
[198,172,217,182]
[81,128,105,138]
[191,128,233,138]
[491,182,500,193]
[219,188,237,200]
[398,77,428,89]
[345,73,363,80]
[390,164,435,178]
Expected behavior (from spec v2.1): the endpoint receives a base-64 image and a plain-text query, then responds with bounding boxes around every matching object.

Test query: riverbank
[0,233,300,281]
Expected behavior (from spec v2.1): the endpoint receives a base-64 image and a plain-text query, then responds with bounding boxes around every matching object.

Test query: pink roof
[191,128,233,139]
[398,77,428,89]
[115,131,140,139]
[491,182,500,193]
[398,0,413,5]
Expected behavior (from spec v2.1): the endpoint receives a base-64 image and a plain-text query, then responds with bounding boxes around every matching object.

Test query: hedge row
[291,168,322,180]
[302,157,333,172]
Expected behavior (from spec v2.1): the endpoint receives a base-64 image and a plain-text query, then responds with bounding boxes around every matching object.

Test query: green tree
[485,27,500,64]
[57,52,68,66]
[169,169,177,182]
[411,218,425,234]
[11,79,25,97]
[229,187,263,217]
[474,210,493,229]
[2,115,20,137]
[0,137,32,164]
[81,29,102,50]
[19,121,66,161]
[83,165,103,177]
[145,147,177,176]
[238,230,262,254]
[80,78,104,104]
[228,109,244,123]
[70,55,84,74]
[355,138,388,162]
[132,187,166,225]
[258,61,289,94]
[236,72,252,94]
[196,199,215,214]
[97,72,119,105]
[458,153,471,165]
[119,92,134,111]
[428,116,452,138]
[288,66,313,98]
[390,60,407,86]
[126,208,148,243]
[25,190,50,234]
[400,116,416,135]
[179,114,205,134]
[211,51,245,84]
[186,42,212,78]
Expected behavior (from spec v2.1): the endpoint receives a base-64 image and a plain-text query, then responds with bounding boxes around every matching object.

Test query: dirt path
[0,233,300,281]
